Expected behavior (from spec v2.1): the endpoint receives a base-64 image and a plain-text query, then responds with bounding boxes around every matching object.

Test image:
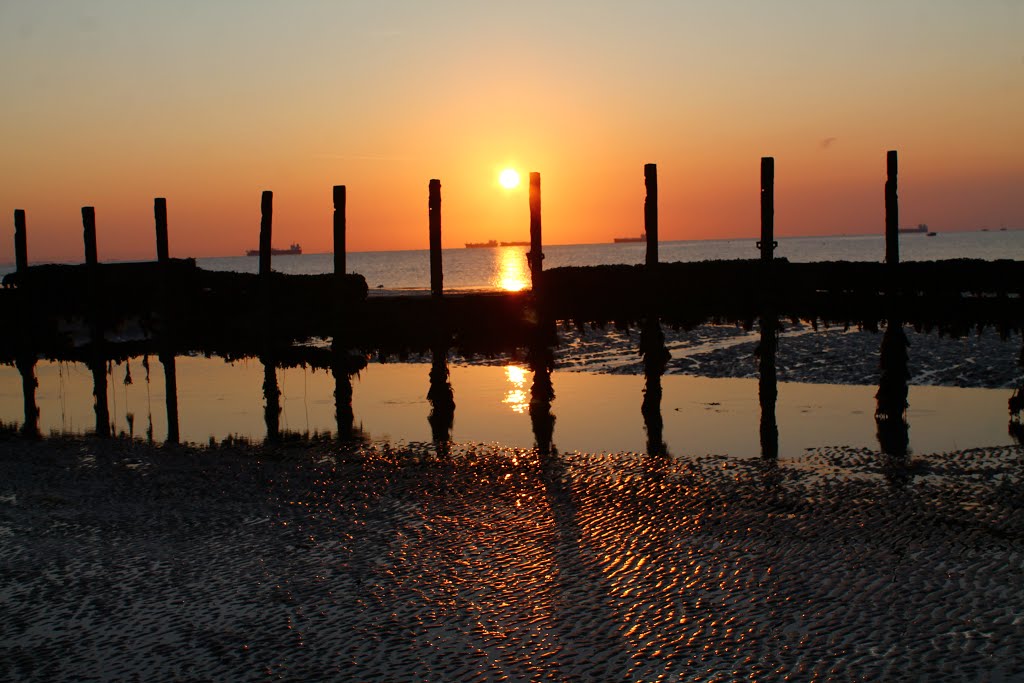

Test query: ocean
[95,230,1024,293]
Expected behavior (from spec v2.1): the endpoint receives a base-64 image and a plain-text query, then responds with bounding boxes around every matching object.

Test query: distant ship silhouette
[613,233,645,243]
[246,243,302,256]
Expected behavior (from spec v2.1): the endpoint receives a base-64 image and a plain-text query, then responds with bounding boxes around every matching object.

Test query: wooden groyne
[4,152,1024,446]
[3,151,1023,365]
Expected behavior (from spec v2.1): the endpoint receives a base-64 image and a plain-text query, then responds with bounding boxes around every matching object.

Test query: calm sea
[3,231,1022,291]
[198,231,1024,294]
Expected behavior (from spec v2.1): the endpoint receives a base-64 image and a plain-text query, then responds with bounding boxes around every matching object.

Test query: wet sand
[1,435,1022,681]
[553,323,1024,389]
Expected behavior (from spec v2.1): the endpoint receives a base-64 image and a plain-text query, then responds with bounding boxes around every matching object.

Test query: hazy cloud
[820,137,838,150]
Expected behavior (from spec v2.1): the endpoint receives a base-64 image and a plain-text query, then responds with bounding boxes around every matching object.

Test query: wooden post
[644,163,658,267]
[885,150,899,266]
[333,185,346,275]
[82,207,98,267]
[429,179,442,297]
[259,190,273,276]
[14,210,28,272]
[528,172,543,292]
[154,198,169,263]
[759,157,776,262]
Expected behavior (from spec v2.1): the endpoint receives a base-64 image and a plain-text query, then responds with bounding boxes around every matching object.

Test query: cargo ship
[246,243,302,256]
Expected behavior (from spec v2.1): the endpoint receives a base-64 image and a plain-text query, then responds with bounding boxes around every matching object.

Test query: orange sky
[1,1,1021,263]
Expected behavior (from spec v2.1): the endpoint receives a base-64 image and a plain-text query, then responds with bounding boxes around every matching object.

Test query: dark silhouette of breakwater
[4,152,1023,445]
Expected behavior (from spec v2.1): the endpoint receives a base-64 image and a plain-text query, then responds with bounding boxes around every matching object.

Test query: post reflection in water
[639,318,670,457]
[15,355,40,438]
[159,351,180,444]
[90,358,110,438]
[876,320,912,484]
[494,246,530,292]
[261,354,281,442]
[528,344,556,456]
[1009,340,1024,444]
[757,314,779,460]
[427,343,455,454]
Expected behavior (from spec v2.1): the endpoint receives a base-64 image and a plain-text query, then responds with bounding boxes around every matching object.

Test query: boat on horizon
[613,233,646,243]
[246,243,302,256]
[898,223,929,235]
[464,240,532,248]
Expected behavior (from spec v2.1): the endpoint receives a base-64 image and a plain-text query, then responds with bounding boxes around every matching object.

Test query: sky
[1,0,1021,263]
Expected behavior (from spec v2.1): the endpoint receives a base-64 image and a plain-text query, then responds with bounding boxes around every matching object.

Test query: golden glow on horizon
[499,168,521,189]
[502,365,529,414]
[496,247,529,292]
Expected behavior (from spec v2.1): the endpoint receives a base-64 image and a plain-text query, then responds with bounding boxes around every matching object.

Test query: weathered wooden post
[528,172,543,292]
[154,198,169,263]
[82,207,98,267]
[644,163,659,267]
[885,150,899,266]
[259,190,273,276]
[429,179,443,297]
[333,185,346,275]
[759,157,776,262]
[262,355,281,441]
[14,210,28,272]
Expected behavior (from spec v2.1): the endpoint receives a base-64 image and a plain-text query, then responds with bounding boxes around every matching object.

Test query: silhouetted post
[15,355,39,438]
[14,210,28,272]
[429,179,442,297]
[644,163,659,267]
[885,150,899,266]
[333,185,346,275]
[528,172,544,292]
[154,198,169,263]
[259,191,273,276]
[759,157,776,262]
[82,207,98,267]
[159,351,179,444]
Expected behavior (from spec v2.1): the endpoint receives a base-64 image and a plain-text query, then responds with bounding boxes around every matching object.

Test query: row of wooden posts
[10,151,908,287]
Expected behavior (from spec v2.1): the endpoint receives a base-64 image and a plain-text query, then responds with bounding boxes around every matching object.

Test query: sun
[498,168,520,189]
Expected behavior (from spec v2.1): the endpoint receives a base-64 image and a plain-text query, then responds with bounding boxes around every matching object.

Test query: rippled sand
[1,437,1022,681]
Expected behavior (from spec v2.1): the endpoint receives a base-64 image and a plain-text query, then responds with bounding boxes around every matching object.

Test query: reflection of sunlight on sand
[495,248,529,291]
[503,365,529,413]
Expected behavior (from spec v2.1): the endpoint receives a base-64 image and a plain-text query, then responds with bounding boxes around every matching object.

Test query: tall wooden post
[644,163,659,267]
[759,157,776,262]
[82,207,98,267]
[154,198,169,263]
[429,179,442,297]
[528,172,543,292]
[259,190,273,276]
[885,150,899,266]
[14,210,28,272]
[160,352,180,444]
[333,185,346,275]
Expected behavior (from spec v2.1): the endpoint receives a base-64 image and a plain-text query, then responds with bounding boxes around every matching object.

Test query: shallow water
[1,357,1017,455]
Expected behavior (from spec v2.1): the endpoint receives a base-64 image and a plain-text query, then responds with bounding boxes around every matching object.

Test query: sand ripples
[1,439,1022,681]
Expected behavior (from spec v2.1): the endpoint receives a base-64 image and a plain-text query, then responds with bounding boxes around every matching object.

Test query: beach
[2,397,1023,681]
[2,320,1023,681]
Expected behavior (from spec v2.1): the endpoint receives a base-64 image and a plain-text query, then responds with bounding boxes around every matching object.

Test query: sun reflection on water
[494,247,530,292]
[502,365,529,413]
